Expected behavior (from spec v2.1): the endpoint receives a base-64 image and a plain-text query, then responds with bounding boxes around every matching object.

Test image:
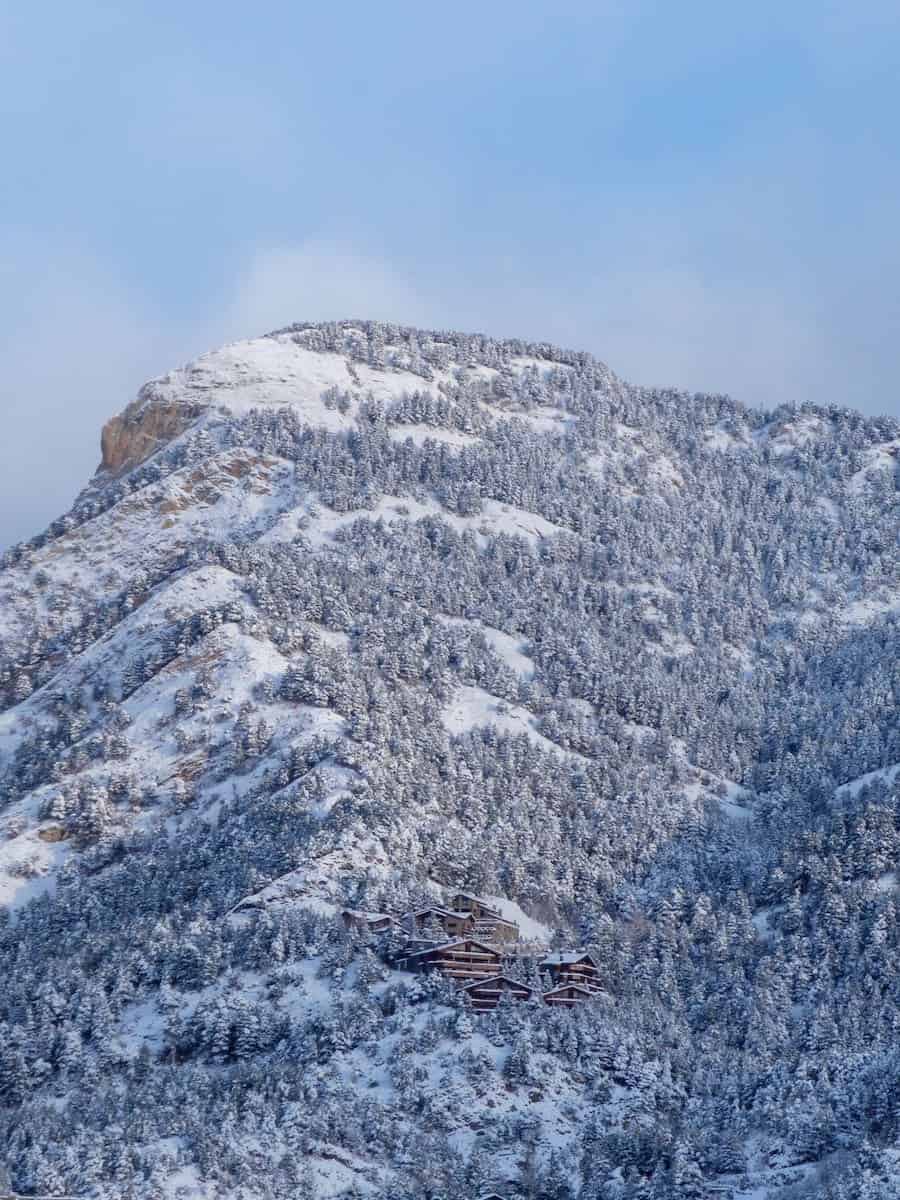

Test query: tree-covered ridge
[0,320,899,1198]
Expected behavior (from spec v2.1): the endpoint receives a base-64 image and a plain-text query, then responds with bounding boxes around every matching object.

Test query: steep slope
[1,320,899,1199]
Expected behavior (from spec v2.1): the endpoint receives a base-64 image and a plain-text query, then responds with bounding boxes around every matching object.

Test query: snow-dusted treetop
[1,315,899,1199]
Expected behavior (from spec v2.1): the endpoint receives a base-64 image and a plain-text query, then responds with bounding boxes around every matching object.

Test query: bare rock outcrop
[98,386,205,475]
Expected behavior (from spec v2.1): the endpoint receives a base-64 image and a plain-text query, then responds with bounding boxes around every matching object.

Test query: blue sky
[3,1,900,545]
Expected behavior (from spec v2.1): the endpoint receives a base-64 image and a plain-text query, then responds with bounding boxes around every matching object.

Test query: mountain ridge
[96,322,623,475]
[2,319,899,1199]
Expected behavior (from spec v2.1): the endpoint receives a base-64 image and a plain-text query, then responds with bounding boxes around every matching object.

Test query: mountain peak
[4,315,900,1199]
[97,319,613,475]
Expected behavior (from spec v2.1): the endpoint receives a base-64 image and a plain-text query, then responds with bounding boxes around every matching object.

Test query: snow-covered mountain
[1,320,899,1199]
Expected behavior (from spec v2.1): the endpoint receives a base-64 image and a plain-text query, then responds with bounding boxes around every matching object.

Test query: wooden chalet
[540,951,600,992]
[448,892,520,944]
[449,891,501,920]
[543,983,593,1008]
[472,913,519,944]
[403,905,476,940]
[462,975,533,1012]
[403,938,503,982]
[341,909,397,935]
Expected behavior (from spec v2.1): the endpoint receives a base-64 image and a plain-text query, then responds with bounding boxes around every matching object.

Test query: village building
[472,913,519,944]
[447,892,520,944]
[448,891,501,919]
[540,951,600,992]
[462,975,533,1012]
[402,905,477,940]
[543,983,594,1008]
[402,938,503,982]
[341,909,397,935]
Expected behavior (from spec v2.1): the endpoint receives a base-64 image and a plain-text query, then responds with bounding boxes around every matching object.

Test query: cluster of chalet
[403,891,520,945]
[342,891,600,1011]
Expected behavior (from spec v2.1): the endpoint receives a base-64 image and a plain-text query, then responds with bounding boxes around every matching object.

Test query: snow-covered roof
[408,906,472,920]
[450,889,496,906]
[403,938,501,960]
[462,975,532,993]
[544,983,593,998]
[541,951,597,967]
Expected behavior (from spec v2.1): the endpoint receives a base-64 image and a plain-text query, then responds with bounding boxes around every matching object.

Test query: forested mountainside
[1,320,899,1200]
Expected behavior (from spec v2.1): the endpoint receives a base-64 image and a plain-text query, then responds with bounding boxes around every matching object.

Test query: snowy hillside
[1,320,899,1199]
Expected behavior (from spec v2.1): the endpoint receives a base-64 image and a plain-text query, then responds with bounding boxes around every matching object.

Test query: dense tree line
[1,321,899,1196]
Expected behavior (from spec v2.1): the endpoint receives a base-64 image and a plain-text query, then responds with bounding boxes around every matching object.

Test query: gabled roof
[449,890,501,915]
[540,950,597,967]
[450,889,496,905]
[403,938,502,961]
[408,905,472,920]
[462,974,533,994]
[544,983,593,999]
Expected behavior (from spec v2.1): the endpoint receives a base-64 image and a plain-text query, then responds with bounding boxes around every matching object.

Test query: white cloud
[0,238,434,549]
[569,268,832,411]
[0,241,168,548]
[224,240,429,339]
[0,230,890,552]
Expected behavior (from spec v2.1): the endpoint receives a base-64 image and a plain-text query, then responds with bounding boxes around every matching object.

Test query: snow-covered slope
[2,320,899,1199]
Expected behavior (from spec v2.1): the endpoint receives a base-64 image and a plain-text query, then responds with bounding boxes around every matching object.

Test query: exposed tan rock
[37,825,68,843]
[98,385,206,475]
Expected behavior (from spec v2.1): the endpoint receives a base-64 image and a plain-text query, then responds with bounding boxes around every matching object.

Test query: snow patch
[145,335,448,428]
[0,821,68,910]
[438,615,534,677]
[755,414,829,456]
[841,591,900,626]
[479,893,553,944]
[441,685,577,759]
[387,424,479,447]
[835,761,900,800]
[306,623,352,652]
[847,437,900,493]
[510,405,573,435]
[704,422,751,451]
[288,492,565,551]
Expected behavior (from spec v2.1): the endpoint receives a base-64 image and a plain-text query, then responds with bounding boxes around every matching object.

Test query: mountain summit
[2,321,899,1199]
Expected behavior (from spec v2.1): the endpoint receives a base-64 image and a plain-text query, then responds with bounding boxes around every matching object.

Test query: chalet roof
[342,908,392,922]
[540,951,597,967]
[462,975,533,994]
[450,890,501,914]
[544,983,593,998]
[408,905,472,920]
[450,889,493,904]
[403,938,502,961]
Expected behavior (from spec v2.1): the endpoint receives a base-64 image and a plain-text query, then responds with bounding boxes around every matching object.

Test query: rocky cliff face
[95,328,456,473]
[99,385,205,474]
